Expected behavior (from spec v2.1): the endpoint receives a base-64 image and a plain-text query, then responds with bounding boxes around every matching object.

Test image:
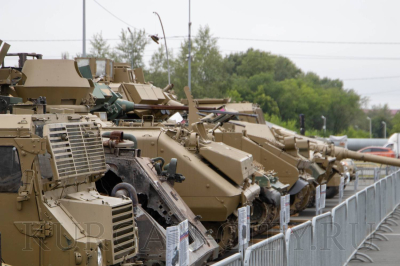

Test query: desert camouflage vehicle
[0,113,139,266]
[0,40,140,266]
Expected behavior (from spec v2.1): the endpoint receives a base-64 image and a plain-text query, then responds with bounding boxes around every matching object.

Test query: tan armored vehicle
[0,113,138,266]
[75,57,183,121]
[0,40,140,266]
[100,131,220,264]
[191,99,350,199]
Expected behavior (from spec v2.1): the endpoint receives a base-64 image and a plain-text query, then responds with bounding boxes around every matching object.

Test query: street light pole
[153,12,171,85]
[188,0,192,92]
[367,117,372,138]
[382,121,386,139]
[321,115,326,137]
[83,0,86,57]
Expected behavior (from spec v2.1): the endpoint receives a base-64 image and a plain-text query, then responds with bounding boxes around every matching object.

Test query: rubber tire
[326,186,339,199]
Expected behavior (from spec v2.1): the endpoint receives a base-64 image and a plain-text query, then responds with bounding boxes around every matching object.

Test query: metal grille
[47,123,106,179]
[112,203,136,262]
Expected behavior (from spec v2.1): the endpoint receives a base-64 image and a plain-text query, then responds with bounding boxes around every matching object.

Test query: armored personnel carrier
[0,40,140,266]
[0,113,139,266]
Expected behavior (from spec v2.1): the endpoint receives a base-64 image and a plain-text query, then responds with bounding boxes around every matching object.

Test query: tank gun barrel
[334,146,400,167]
[133,104,217,111]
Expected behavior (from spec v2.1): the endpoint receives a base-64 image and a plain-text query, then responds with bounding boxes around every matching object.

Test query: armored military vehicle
[190,99,350,199]
[0,39,140,266]
[100,130,219,264]
[0,112,139,266]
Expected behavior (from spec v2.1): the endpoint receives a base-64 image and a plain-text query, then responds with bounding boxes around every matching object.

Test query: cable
[343,76,400,81]
[216,37,400,45]
[6,36,400,45]
[92,0,137,30]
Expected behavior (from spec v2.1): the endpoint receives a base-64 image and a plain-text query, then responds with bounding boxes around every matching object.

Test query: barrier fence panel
[311,212,333,266]
[396,172,400,205]
[381,179,387,219]
[356,191,367,247]
[331,202,347,266]
[210,170,400,266]
[243,233,286,266]
[213,253,243,266]
[388,174,395,213]
[365,185,377,235]
[375,181,381,227]
[286,221,312,266]
[345,195,358,260]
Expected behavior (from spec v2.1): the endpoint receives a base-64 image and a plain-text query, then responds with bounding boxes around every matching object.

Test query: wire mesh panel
[213,253,243,266]
[331,202,347,266]
[244,233,286,266]
[311,212,333,266]
[286,221,312,266]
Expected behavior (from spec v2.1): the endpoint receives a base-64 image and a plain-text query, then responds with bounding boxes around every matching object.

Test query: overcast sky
[1,0,400,108]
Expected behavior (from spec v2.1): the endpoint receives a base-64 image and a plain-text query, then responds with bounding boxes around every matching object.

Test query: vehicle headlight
[98,246,103,266]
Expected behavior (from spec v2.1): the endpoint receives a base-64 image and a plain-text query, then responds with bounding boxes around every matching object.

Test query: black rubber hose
[111,183,139,207]
[102,132,138,148]
[151,157,165,169]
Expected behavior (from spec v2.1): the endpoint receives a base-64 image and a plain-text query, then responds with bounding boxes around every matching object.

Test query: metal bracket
[14,221,53,239]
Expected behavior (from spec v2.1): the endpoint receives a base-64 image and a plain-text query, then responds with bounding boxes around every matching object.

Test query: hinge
[17,170,35,210]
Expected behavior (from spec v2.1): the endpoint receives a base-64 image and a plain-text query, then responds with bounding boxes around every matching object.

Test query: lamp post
[367,117,372,138]
[82,0,86,57]
[321,115,326,137]
[382,121,386,139]
[151,12,171,85]
[188,0,192,92]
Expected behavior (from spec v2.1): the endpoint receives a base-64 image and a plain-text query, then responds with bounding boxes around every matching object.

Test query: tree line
[83,26,398,139]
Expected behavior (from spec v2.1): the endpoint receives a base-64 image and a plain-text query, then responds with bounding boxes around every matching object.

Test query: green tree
[145,44,173,87]
[390,112,400,135]
[367,104,393,138]
[115,28,148,68]
[89,32,110,58]
[173,25,227,99]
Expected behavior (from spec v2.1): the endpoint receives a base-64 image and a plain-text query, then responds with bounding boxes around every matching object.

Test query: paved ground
[348,224,400,265]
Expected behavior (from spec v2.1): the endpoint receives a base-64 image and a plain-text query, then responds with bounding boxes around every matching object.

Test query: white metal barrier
[212,253,243,266]
[285,221,313,266]
[331,202,347,265]
[207,170,400,266]
[311,212,332,266]
[243,233,286,266]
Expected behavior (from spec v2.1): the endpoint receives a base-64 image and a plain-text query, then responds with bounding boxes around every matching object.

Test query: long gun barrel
[333,146,400,167]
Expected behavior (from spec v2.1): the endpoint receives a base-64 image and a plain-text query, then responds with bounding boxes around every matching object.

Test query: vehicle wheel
[326,186,339,199]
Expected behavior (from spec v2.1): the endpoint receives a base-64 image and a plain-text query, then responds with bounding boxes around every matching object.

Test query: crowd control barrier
[212,169,400,266]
